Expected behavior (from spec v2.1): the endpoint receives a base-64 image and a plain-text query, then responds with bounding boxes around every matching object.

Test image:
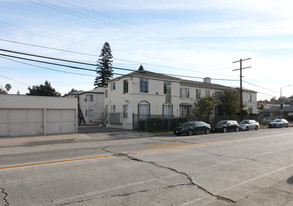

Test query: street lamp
[280,85,291,98]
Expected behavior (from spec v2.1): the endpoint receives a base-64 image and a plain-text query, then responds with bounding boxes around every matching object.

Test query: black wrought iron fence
[133,114,259,132]
[133,114,189,132]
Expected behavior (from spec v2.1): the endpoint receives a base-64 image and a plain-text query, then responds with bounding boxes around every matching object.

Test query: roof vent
[203,77,211,84]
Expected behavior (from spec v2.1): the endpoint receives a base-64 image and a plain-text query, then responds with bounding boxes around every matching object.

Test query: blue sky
[0,0,293,100]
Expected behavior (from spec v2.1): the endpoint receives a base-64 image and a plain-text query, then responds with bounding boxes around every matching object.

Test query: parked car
[269,119,289,128]
[239,120,259,131]
[174,121,211,136]
[215,120,239,133]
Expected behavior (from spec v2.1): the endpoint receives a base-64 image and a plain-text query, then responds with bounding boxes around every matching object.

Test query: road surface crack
[105,148,236,204]
[126,154,236,203]
[0,187,10,206]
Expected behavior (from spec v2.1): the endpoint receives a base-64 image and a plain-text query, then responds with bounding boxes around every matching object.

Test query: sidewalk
[0,131,155,148]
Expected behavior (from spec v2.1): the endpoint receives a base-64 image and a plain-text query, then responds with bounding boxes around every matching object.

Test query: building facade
[66,88,105,125]
[105,69,257,130]
[0,95,77,136]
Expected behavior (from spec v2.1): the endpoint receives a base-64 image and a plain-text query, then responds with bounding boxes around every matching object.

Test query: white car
[239,120,259,131]
[269,119,289,128]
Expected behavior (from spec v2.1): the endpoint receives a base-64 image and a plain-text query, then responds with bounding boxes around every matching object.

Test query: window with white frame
[138,101,150,117]
[123,105,128,118]
[86,109,93,117]
[196,89,201,99]
[164,81,171,94]
[140,78,148,93]
[111,82,116,90]
[215,91,222,100]
[163,103,173,116]
[249,94,252,102]
[86,94,93,102]
[205,90,210,96]
[123,80,129,94]
[180,88,189,98]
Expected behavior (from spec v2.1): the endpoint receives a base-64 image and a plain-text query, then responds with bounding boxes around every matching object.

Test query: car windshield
[240,120,249,124]
[273,119,281,122]
[182,122,194,126]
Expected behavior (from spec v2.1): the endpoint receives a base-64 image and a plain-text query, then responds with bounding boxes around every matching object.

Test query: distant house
[104,68,257,130]
[66,88,105,125]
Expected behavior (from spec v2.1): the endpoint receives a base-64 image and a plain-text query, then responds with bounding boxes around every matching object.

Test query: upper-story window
[164,81,171,94]
[196,89,201,99]
[86,109,93,117]
[180,88,189,98]
[86,94,93,102]
[111,82,116,90]
[249,94,252,102]
[205,90,210,96]
[215,91,223,100]
[140,78,148,93]
[123,80,129,94]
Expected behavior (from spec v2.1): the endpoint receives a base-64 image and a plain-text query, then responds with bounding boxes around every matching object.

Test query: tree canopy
[194,95,217,122]
[94,42,113,87]
[27,80,61,96]
[218,89,240,116]
[0,83,12,94]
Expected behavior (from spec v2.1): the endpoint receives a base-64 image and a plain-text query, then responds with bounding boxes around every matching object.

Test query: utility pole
[233,58,251,121]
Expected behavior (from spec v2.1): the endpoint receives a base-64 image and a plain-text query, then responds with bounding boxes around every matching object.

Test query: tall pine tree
[94,42,113,87]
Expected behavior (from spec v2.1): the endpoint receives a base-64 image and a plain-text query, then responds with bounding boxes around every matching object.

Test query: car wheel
[205,128,210,134]
[223,128,227,133]
[188,130,193,136]
[255,126,258,130]
[246,126,249,131]
[235,127,239,132]
[286,124,289,128]
[176,133,180,136]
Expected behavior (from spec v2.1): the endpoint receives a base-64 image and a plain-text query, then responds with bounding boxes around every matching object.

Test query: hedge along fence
[133,115,189,132]
[133,114,259,132]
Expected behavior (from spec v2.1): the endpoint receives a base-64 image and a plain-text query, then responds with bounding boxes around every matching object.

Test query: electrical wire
[0,74,31,87]
[0,56,96,77]
[0,48,240,82]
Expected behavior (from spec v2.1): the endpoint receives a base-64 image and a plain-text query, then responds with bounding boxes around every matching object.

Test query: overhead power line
[0,53,96,72]
[0,38,237,78]
[0,48,96,66]
[0,56,96,77]
[0,49,240,82]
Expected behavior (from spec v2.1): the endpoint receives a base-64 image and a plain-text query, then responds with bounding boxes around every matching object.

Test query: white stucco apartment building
[66,87,105,125]
[105,68,257,130]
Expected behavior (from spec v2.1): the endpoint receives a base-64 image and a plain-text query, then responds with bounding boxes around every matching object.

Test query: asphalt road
[1,128,293,205]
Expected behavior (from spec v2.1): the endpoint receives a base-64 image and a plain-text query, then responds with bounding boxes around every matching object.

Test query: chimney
[203,77,211,84]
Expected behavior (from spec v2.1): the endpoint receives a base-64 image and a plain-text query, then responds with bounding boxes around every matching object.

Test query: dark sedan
[174,121,211,136]
[215,120,239,133]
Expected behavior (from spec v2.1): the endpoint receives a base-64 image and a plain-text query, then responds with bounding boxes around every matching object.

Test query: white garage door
[0,109,43,137]
[47,109,76,134]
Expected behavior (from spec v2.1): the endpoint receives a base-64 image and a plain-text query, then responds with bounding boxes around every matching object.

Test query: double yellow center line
[0,133,292,170]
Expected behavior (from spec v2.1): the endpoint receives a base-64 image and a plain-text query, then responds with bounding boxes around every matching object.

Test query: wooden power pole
[233,58,251,121]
